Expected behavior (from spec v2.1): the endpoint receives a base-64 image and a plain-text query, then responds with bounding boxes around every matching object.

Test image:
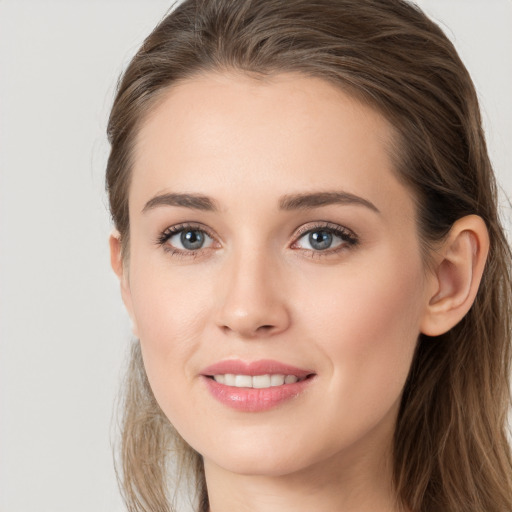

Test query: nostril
[220,323,276,337]
[256,325,275,332]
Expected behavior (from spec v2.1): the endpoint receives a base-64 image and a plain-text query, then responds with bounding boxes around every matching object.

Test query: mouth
[200,359,316,412]
[206,373,312,388]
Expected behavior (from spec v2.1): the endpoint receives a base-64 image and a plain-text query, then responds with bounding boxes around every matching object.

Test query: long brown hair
[106,1,512,510]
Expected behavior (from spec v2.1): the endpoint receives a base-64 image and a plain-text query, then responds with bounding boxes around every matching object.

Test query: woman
[106,0,512,510]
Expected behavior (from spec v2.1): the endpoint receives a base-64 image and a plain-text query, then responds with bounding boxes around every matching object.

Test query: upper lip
[201,359,314,378]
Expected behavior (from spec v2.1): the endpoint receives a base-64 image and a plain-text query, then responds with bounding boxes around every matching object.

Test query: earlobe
[109,230,124,279]
[420,215,489,337]
[109,231,139,338]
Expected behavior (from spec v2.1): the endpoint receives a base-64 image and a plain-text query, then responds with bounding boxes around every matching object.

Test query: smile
[201,360,315,412]
[211,373,306,388]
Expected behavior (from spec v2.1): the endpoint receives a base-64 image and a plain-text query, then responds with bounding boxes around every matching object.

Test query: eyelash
[291,222,359,257]
[156,223,217,259]
[155,221,359,259]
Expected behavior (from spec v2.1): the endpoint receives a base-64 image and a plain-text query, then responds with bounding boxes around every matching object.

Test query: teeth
[224,374,236,386]
[253,374,271,388]
[270,374,285,386]
[235,375,252,388]
[213,374,301,388]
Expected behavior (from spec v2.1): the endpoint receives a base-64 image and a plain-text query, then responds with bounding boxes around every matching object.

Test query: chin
[211,452,310,478]
[200,432,324,478]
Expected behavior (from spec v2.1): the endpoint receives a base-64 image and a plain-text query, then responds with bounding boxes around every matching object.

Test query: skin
[110,72,489,512]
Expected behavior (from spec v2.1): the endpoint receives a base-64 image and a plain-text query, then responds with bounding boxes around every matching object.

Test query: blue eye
[179,229,208,250]
[294,225,358,252]
[308,231,334,251]
[158,226,214,252]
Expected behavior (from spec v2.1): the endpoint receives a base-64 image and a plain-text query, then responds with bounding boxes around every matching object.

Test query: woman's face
[117,72,435,478]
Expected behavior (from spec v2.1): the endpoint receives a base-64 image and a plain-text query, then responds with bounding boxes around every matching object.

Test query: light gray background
[0,1,511,511]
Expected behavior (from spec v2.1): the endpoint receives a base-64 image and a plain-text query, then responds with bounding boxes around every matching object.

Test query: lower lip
[202,376,314,412]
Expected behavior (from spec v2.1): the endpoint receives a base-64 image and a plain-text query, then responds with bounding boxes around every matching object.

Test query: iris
[309,231,333,250]
[181,230,205,250]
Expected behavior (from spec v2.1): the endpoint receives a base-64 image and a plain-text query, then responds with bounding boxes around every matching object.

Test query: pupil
[309,231,332,250]
[181,230,204,250]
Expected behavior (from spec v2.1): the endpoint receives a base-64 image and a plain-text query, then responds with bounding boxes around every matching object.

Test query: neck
[204,435,402,512]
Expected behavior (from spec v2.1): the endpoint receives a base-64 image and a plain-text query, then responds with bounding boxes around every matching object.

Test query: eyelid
[292,221,358,241]
[290,221,359,253]
[156,222,220,255]
[157,222,215,241]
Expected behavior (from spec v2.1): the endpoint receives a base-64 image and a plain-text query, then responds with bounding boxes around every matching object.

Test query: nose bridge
[215,240,290,338]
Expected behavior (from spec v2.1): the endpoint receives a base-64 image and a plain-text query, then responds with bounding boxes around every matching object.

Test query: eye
[157,224,215,253]
[292,223,358,253]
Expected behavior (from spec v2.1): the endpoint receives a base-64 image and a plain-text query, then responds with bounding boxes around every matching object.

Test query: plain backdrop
[0,1,511,511]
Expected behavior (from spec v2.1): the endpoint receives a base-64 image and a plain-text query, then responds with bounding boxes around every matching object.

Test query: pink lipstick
[200,359,315,412]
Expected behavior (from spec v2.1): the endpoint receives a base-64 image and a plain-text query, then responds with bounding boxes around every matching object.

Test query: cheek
[296,252,425,407]
[127,259,212,387]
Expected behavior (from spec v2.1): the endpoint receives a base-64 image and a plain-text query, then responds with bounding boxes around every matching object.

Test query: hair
[105,0,512,511]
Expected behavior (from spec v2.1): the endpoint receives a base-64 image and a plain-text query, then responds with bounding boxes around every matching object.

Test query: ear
[420,215,489,337]
[109,231,139,338]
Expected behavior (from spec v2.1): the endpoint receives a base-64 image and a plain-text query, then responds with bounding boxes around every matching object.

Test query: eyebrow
[279,191,380,213]
[142,190,379,214]
[142,193,219,213]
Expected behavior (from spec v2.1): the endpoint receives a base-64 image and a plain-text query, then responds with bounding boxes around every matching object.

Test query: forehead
[130,72,410,218]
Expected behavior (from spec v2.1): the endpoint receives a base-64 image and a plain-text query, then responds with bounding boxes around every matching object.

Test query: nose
[214,248,291,339]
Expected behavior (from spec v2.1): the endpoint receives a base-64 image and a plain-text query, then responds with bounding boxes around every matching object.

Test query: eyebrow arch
[142,193,219,213]
[279,191,380,213]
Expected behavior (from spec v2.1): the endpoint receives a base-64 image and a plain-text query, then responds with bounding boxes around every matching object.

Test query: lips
[201,359,313,378]
[200,359,316,412]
